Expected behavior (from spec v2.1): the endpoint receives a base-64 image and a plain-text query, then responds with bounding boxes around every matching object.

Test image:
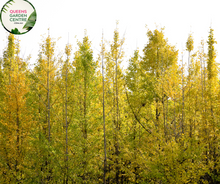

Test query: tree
[0,34,34,183]
[141,27,178,132]
[206,28,220,182]
[101,32,107,184]
[29,32,59,182]
[72,33,101,183]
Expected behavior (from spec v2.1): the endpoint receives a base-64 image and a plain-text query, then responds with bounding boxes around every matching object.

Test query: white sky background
[0,0,220,69]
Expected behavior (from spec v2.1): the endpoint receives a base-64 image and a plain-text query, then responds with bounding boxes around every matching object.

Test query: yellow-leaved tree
[0,34,34,183]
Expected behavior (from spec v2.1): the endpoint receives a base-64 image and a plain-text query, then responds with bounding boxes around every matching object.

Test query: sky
[0,0,220,69]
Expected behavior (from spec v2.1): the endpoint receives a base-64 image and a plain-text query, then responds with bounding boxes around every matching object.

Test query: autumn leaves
[0,26,220,183]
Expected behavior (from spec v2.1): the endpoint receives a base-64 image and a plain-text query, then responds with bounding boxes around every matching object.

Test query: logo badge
[0,0,37,35]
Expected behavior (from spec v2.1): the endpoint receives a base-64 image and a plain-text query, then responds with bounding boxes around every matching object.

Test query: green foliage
[23,10,37,31]
[1,0,15,13]
[11,28,21,34]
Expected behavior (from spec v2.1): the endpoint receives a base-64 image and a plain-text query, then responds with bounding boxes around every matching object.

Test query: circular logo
[0,0,37,35]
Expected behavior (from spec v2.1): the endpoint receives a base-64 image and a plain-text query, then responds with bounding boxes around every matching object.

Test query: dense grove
[0,26,220,184]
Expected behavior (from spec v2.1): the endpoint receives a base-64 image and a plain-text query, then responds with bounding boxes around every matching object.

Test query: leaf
[11,28,21,34]
[23,10,36,30]
[2,0,15,13]
[23,22,34,28]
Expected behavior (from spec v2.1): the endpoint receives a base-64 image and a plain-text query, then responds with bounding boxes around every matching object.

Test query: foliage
[23,10,37,31]
[0,26,220,184]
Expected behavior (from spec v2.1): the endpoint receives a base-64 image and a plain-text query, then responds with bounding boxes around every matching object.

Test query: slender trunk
[188,51,192,138]
[203,44,208,165]
[84,72,87,139]
[16,95,20,181]
[82,67,87,183]
[200,49,204,145]
[102,33,107,184]
[116,59,119,131]
[134,120,137,184]
[47,54,51,142]
[162,85,166,139]
[46,36,51,182]
[181,53,184,134]
[65,56,69,183]
[115,56,119,184]
[79,83,86,182]
[174,96,176,140]
[200,53,203,101]
[38,92,42,182]
[156,47,159,127]
[161,58,166,139]
[188,51,192,140]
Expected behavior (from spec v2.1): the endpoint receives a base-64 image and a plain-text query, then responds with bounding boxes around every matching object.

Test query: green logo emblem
[0,0,37,35]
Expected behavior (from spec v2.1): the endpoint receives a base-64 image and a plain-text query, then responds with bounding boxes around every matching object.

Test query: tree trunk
[102,33,107,184]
